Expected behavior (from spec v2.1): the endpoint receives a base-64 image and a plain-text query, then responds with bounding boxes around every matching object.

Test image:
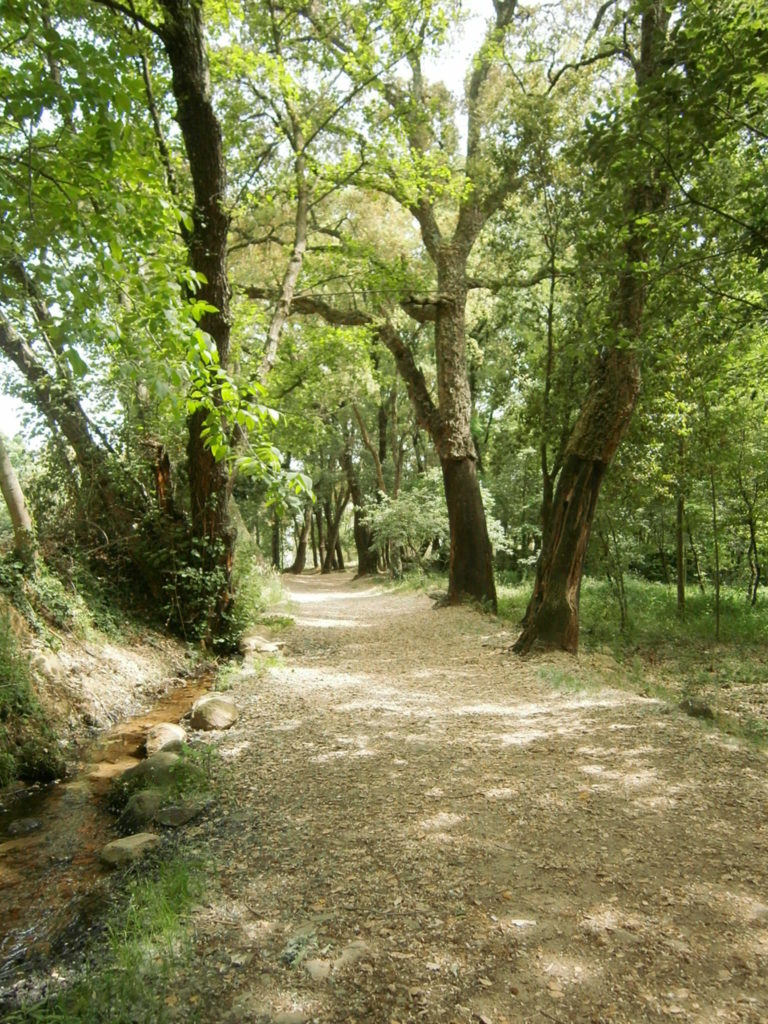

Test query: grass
[5,856,206,1024]
[0,610,65,786]
[497,575,768,747]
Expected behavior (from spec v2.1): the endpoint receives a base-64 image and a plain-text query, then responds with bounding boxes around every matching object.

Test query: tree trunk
[433,244,497,610]
[289,505,312,574]
[441,456,497,609]
[159,0,234,641]
[315,504,325,567]
[514,5,670,654]
[676,490,686,616]
[310,513,318,568]
[0,435,35,568]
[747,517,760,606]
[335,537,345,572]
[514,349,640,653]
[710,465,721,642]
[271,514,281,569]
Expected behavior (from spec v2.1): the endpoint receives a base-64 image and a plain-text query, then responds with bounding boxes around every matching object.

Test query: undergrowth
[497,575,768,746]
[0,612,64,786]
[5,856,206,1024]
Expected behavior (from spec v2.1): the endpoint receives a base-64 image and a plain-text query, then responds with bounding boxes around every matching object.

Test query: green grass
[497,575,768,747]
[6,856,206,1024]
[0,611,65,785]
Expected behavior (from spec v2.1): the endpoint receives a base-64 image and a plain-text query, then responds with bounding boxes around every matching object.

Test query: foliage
[362,469,449,566]
[0,609,64,785]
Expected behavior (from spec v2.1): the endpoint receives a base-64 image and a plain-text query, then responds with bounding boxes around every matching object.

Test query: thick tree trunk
[289,505,312,574]
[441,456,497,609]
[335,538,345,571]
[0,435,35,568]
[514,349,640,653]
[433,245,497,610]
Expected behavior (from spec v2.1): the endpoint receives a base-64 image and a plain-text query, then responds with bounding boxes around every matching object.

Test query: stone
[119,751,180,788]
[304,958,332,981]
[190,693,239,731]
[155,800,205,827]
[239,633,282,655]
[334,940,372,968]
[29,650,63,684]
[100,832,160,867]
[679,697,715,720]
[273,1013,311,1024]
[119,789,165,830]
[6,817,43,836]
[145,722,186,756]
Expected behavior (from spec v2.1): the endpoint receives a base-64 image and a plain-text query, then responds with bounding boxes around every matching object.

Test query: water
[0,677,211,1007]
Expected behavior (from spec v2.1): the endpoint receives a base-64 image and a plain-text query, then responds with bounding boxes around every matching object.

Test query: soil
[167,572,768,1024]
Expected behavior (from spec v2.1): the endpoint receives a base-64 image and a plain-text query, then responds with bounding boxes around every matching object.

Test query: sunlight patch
[300,616,372,629]
[419,811,462,830]
[501,729,548,747]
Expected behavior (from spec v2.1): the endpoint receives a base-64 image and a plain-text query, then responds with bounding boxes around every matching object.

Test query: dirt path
[179,572,768,1024]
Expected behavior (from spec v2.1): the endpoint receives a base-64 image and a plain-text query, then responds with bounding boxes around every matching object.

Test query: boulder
[145,722,186,756]
[100,832,160,867]
[155,800,205,827]
[119,788,166,830]
[119,750,180,788]
[190,693,239,731]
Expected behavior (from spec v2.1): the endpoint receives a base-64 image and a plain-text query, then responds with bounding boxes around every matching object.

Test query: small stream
[0,676,212,1005]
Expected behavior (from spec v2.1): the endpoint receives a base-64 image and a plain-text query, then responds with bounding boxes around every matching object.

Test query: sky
[0,1,492,440]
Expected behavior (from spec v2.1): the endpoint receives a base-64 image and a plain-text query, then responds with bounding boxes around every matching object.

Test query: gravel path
[178,571,768,1024]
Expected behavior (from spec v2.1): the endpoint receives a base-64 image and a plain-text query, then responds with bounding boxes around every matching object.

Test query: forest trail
[179,572,767,1024]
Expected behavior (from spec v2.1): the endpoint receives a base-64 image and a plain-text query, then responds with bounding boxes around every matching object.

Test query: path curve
[182,572,767,1024]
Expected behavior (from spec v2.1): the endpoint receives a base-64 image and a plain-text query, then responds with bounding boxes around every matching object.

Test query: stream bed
[0,676,211,1007]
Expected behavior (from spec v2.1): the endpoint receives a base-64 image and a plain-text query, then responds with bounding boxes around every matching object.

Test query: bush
[0,611,65,785]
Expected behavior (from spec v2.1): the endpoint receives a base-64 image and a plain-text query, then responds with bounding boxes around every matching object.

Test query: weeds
[497,575,768,747]
[5,856,206,1024]
[0,611,65,785]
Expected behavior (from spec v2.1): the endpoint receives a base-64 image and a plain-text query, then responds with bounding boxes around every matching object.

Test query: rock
[273,1013,311,1024]
[119,751,180,788]
[190,693,239,731]
[304,958,332,981]
[334,940,372,968]
[100,832,160,867]
[679,697,715,720]
[6,817,43,836]
[145,722,186,756]
[155,800,205,827]
[29,650,63,684]
[239,633,283,655]
[119,789,166,830]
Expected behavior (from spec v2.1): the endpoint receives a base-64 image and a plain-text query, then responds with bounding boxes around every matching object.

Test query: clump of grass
[5,856,206,1023]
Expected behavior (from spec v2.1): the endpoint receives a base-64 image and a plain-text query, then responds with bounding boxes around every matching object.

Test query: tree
[0,434,35,568]
[514,1,673,653]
